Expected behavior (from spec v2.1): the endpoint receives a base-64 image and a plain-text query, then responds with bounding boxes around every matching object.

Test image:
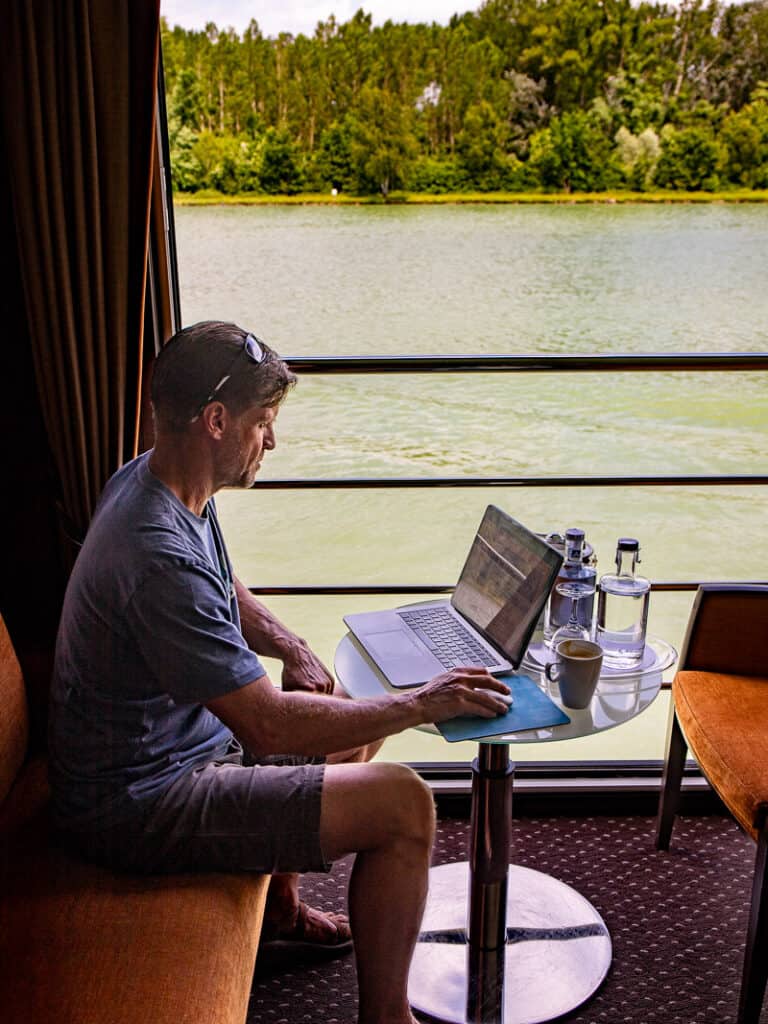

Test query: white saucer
[522,634,677,680]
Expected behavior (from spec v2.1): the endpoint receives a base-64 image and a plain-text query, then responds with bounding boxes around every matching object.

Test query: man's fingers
[469,677,511,696]
[450,667,510,695]
[453,671,512,714]
[471,689,511,714]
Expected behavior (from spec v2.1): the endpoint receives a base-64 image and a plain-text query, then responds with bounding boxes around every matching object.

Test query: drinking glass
[550,580,595,646]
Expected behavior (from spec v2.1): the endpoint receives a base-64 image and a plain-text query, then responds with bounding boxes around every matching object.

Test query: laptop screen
[451,505,563,667]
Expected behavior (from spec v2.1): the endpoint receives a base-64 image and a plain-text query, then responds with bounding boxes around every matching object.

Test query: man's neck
[148,442,215,518]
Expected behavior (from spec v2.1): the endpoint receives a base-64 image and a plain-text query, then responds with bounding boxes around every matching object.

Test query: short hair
[151,321,297,433]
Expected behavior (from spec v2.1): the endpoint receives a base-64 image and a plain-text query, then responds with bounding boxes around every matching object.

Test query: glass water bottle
[543,528,597,645]
[596,538,650,667]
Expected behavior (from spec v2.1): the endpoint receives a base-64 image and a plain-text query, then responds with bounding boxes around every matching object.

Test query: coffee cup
[545,638,603,709]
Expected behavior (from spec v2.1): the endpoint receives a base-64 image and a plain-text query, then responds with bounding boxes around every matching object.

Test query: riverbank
[174,188,768,206]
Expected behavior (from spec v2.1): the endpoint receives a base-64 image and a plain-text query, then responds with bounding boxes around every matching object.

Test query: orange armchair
[656,584,768,1024]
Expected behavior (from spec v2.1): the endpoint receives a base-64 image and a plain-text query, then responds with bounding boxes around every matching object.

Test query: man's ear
[201,401,228,439]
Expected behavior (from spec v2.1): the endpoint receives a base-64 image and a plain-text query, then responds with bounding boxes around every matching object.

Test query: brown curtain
[0,0,161,558]
[0,0,168,745]
[140,120,179,454]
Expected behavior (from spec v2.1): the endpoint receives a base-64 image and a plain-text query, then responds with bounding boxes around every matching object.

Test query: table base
[409,862,611,1024]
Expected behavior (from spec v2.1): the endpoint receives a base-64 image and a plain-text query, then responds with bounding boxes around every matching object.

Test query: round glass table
[335,627,676,1024]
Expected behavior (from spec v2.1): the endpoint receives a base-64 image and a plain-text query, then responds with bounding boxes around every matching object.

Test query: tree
[347,86,417,196]
[406,156,465,193]
[190,132,256,193]
[669,0,721,103]
[168,117,202,191]
[615,125,661,190]
[506,71,550,158]
[517,0,635,110]
[528,110,620,191]
[655,125,722,190]
[311,120,357,192]
[241,19,277,134]
[170,69,204,131]
[432,27,507,155]
[456,101,508,187]
[704,0,768,109]
[718,101,768,188]
[603,70,668,135]
[257,128,304,194]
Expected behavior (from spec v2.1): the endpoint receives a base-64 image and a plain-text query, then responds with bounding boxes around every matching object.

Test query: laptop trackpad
[366,629,422,659]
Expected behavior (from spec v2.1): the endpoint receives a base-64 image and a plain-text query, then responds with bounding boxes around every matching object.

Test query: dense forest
[161,0,768,196]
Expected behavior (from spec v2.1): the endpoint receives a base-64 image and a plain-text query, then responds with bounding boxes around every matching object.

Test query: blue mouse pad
[436,673,570,742]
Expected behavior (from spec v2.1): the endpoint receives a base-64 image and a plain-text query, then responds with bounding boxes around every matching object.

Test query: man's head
[151,320,296,434]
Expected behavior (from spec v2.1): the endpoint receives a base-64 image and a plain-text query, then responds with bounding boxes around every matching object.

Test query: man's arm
[206,667,511,759]
[234,577,334,694]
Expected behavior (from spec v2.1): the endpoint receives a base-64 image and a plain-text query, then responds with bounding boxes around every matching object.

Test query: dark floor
[248,812,765,1024]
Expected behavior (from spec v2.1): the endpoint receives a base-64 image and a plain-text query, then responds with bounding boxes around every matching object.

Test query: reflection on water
[175,203,768,763]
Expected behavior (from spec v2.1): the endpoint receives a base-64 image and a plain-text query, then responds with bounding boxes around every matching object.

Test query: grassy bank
[173,188,768,206]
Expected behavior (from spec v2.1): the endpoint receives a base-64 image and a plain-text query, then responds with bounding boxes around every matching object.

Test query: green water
[174,203,768,764]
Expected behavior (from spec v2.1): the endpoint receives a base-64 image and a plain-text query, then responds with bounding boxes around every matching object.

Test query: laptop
[343,505,563,688]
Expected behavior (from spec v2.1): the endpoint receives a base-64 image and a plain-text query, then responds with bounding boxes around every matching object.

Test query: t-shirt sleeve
[125,559,266,704]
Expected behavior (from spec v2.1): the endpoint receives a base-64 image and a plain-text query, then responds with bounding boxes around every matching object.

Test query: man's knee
[320,761,435,860]
[377,763,436,848]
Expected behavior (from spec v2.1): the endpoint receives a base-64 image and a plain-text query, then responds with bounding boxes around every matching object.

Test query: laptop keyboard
[399,607,499,669]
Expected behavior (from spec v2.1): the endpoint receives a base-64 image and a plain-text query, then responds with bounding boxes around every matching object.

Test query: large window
[161,200,767,773]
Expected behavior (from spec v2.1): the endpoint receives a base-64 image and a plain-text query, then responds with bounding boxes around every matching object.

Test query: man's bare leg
[319,760,436,1024]
[264,696,385,943]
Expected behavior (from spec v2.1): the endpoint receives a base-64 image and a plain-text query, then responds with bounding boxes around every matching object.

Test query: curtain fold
[139,118,179,455]
[0,0,161,554]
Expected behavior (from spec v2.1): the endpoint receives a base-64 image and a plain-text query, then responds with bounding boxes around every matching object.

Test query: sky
[160,1,472,37]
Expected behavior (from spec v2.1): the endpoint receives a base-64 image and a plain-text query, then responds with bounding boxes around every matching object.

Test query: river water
[174,202,768,763]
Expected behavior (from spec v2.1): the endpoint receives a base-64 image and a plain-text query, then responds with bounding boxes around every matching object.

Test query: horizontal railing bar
[250,585,453,596]
[417,759,679,778]
[248,580,766,596]
[284,352,768,374]
[252,474,768,490]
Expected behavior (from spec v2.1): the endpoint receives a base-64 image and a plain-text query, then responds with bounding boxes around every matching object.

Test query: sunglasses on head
[190,333,265,422]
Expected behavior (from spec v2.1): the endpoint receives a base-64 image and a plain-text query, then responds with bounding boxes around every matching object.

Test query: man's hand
[281,641,335,694]
[409,667,512,724]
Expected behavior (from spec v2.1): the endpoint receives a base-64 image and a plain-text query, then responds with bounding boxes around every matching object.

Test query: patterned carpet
[248,813,765,1024]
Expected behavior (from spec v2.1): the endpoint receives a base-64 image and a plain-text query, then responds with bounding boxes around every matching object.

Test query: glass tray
[522,634,677,680]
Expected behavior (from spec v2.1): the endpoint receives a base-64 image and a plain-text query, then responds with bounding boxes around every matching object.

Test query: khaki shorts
[62,744,330,876]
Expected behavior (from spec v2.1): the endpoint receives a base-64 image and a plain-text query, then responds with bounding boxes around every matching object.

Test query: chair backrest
[0,614,29,804]
[680,584,768,676]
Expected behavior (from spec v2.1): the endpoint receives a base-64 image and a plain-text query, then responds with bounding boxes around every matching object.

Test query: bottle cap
[618,538,639,551]
[565,527,585,540]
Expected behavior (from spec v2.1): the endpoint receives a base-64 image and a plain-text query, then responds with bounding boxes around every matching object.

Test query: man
[49,320,510,1024]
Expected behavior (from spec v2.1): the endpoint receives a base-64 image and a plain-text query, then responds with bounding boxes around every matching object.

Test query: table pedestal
[408,746,611,1024]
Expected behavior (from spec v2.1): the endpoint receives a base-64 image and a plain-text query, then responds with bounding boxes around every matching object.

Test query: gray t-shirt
[49,452,266,831]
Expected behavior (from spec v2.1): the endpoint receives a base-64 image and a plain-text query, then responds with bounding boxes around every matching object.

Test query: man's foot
[260,901,353,958]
